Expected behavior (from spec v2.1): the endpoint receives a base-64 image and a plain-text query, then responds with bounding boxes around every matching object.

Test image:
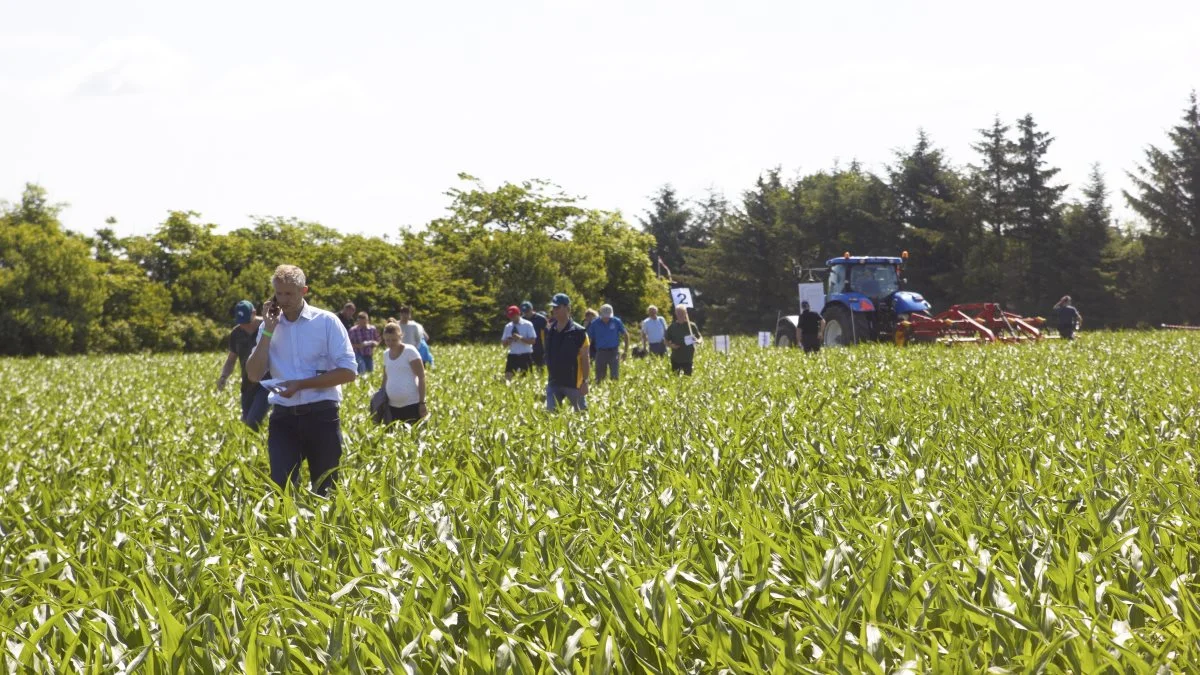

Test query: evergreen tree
[639,185,693,279]
[1008,114,1068,313]
[1125,92,1200,323]
[887,130,976,307]
[1061,165,1113,324]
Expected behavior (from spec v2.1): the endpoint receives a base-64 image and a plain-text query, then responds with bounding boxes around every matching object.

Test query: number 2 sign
[671,287,694,309]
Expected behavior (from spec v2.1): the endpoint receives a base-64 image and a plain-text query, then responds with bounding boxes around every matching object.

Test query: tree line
[2,94,1197,356]
[648,94,1200,333]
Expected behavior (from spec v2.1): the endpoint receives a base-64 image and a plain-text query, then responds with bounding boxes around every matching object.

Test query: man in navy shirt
[544,293,591,411]
[521,300,549,371]
[586,304,629,382]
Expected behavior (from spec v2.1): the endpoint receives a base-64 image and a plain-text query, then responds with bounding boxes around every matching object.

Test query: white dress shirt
[257,301,357,406]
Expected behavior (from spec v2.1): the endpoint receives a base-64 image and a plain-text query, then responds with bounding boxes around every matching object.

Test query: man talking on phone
[246,264,357,495]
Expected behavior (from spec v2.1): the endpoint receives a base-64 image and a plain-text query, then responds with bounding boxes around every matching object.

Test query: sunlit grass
[2,332,1198,673]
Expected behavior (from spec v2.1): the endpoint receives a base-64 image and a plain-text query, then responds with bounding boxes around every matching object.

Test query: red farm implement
[901,302,1051,344]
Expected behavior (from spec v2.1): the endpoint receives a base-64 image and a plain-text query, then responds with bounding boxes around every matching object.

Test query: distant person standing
[665,306,702,375]
[216,300,272,430]
[582,308,599,362]
[380,322,427,425]
[521,301,548,370]
[338,302,357,332]
[397,306,429,348]
[501,305,537,379]
[544,293,591,411]
[641,305,668,356]
[348,311,381,375]
[797,301,825,353]
[246,265,357,495]
[587,304,629,382]
[1054,295,1082,340]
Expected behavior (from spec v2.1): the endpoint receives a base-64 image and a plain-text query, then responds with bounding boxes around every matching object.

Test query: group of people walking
[500,298,703,387]
[216,264,705,495]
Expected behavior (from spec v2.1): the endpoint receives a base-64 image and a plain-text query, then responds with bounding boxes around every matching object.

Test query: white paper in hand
[260,378,287,392]
[683,335,695,346]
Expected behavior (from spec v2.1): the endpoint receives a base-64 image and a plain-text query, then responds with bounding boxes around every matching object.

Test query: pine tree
[1061,165,1113,324]
[970,118,1014,236]
[1008,114,1068,312]
[639,185,693,279]
[888,130,976,306]
[1124,92,1200,322]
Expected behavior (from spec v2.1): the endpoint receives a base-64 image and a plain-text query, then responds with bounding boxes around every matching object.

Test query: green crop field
[2,332,1199,673]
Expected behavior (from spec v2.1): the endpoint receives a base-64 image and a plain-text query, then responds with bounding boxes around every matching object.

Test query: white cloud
[199,60,376,116]
[38,36,191,98]
[0,33,85,51]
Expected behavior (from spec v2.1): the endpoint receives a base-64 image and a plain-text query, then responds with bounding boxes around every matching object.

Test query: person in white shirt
[246,264,357,495]
[380,322,427,424]
[501,305,537,380]
[397,306,429,348]
[641,305,668,356]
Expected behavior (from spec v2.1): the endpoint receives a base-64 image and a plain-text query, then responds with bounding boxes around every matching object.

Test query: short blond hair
[272,264,306,288]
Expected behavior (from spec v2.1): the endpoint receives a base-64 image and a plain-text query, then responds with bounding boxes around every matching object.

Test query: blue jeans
[546,383,587,412]
[239,385,271,431]
[267,402,343,495]
[355,353,374,374]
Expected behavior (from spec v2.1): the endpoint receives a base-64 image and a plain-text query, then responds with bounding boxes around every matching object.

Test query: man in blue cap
[216,300,272,429]
[521,300,548,371]
[544,293,590,411]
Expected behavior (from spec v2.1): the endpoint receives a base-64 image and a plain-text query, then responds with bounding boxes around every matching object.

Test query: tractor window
[828,266,847,295]
[850,265,899,297]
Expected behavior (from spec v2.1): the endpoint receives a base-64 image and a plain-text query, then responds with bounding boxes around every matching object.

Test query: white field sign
[758,331,771,348]
[714,335,730,353]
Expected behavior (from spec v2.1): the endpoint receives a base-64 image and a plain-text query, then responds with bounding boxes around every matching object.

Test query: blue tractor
[776,253,932,347]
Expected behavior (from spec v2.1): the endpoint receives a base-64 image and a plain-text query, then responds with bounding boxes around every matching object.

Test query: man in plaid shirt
[348,311,381,375]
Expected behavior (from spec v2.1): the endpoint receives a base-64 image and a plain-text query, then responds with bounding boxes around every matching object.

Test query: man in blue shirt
[586,303,629,382]
[544,293,590,411]
[640,305,668,356]
[246,264,357,495]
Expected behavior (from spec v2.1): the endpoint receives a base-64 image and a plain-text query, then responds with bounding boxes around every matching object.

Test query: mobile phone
[268,295,281,319]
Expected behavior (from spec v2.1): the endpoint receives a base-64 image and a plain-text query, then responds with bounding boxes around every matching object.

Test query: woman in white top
[380,322,427,424]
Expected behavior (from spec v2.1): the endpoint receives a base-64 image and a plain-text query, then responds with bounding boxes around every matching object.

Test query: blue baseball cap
[233,300,255,324]
[520,301,533,311]
[551,293,571,308]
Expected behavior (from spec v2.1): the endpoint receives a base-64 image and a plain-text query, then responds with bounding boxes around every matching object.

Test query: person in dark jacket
[797,301,825,353]
[1054,295,1082,340]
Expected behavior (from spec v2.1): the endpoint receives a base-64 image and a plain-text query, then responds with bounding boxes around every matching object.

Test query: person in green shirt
[665,306,702,375]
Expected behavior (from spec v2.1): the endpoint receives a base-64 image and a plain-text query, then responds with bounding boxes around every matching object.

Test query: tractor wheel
[823,306,869,347]
[775,317,797,347]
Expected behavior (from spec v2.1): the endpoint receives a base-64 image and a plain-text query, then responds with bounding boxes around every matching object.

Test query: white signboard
[757,331,771,348]
[671,287,694,309]
[799,282,825,314]
[714,335,730,353]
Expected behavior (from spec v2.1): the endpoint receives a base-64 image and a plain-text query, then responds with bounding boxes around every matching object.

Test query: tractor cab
[827,258,902,300]
[820,254,931,346]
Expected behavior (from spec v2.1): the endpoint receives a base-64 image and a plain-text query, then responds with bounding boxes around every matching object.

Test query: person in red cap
[501,305,537,380]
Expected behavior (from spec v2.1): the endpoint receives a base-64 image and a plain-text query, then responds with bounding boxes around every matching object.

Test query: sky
[2,0,1197,238]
